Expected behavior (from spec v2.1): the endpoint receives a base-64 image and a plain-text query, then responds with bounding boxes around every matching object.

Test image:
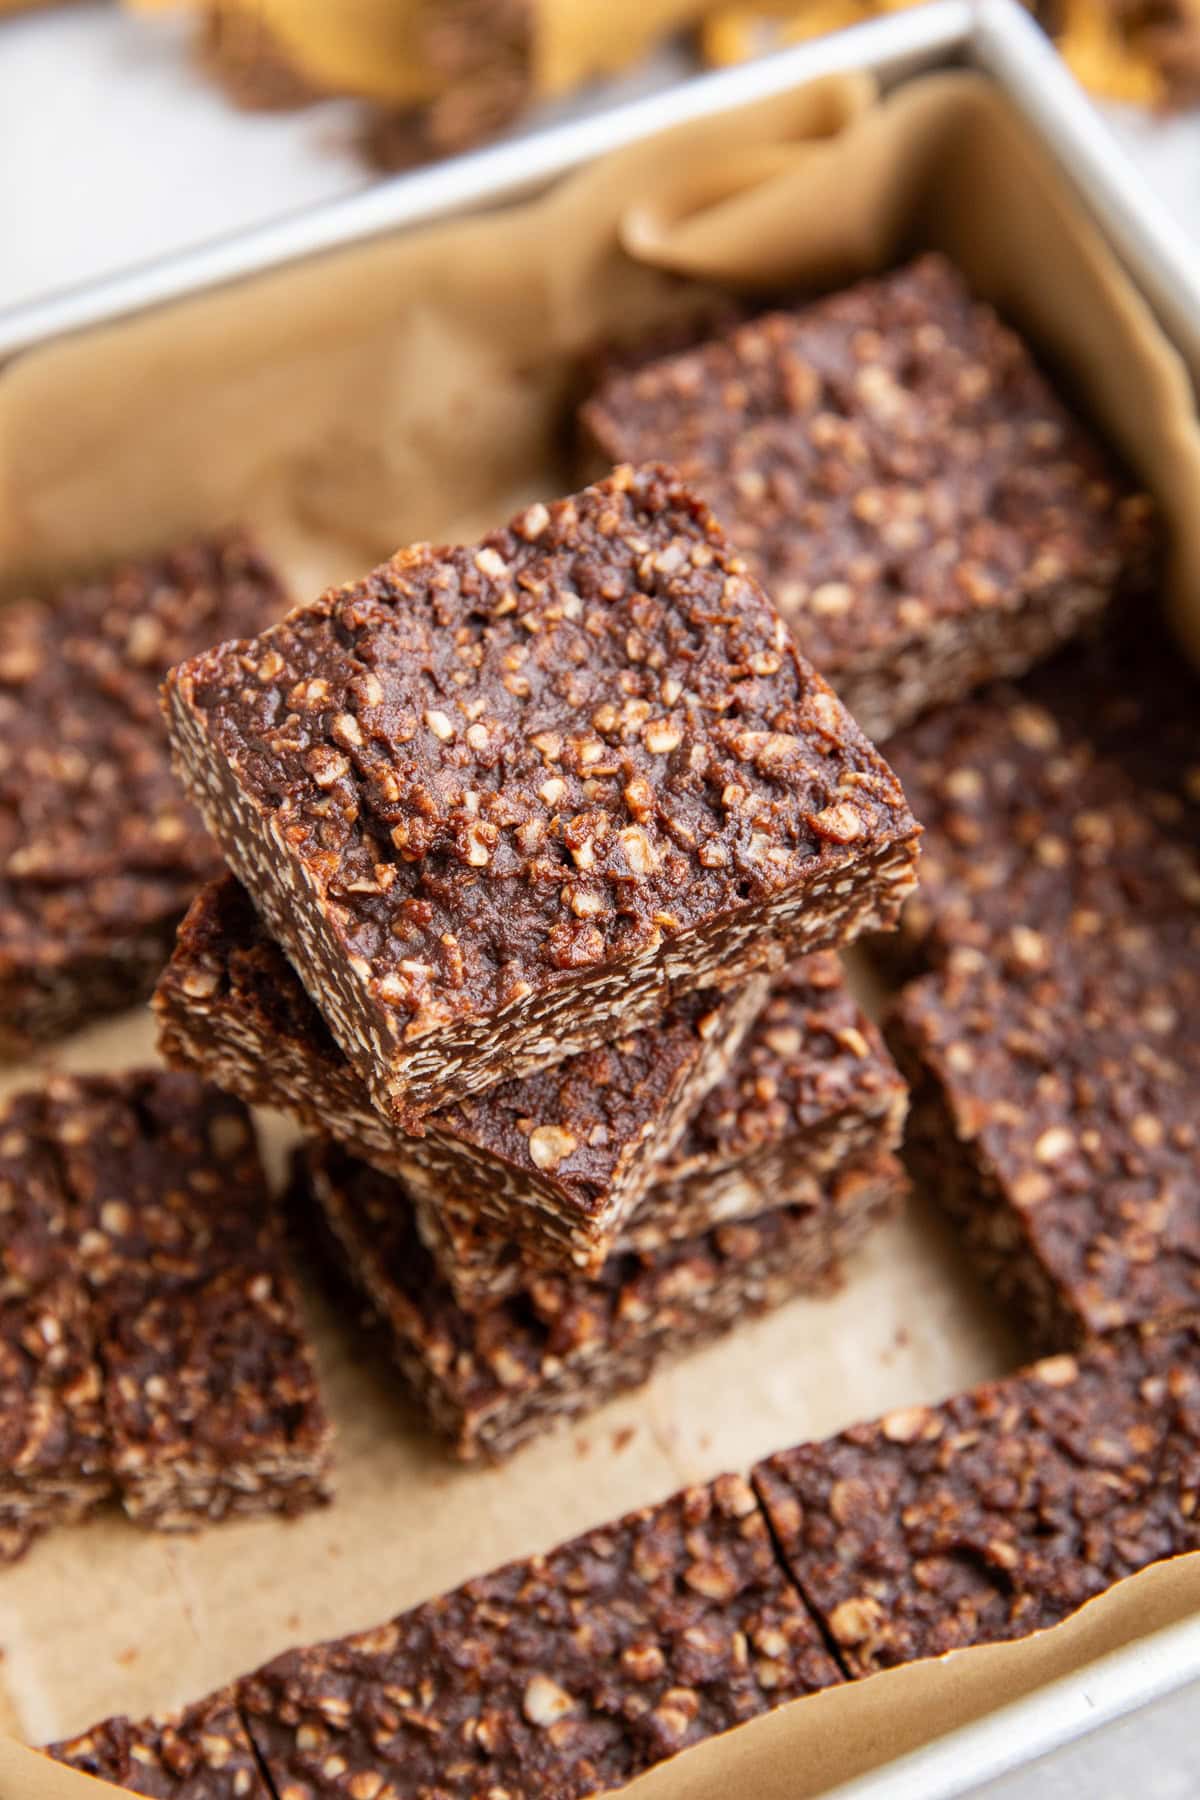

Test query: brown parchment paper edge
[0,64,1198,1800]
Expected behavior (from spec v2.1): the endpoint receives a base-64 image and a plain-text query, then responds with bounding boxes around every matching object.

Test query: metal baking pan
[3,3,1199,1793]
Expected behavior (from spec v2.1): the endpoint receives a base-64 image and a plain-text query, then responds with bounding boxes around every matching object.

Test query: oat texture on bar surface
[164,465,918,1123]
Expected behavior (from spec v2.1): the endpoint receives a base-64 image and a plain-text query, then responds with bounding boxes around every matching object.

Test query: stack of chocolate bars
[155,463,921,1457]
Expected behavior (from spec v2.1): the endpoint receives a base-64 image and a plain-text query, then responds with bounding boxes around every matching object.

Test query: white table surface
[0,2,367,315]
[3,0,1199,316]
[1,7,1198,1796]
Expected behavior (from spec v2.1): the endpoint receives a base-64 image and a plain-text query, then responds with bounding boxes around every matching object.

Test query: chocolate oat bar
[650,955,907,1224]
[239,1472,842,1799]
[875,616,1200,1340]
[0,1091,110,1551]
[889,952,1200,1345]
[47,1071,333,1528]
[47,1686,269,1799]
[0,534,287,1055]
[581,257,1157,741]
[880,616,1200,976]
[754,1317,1200,1675]
[155,876,767,1269]
[416,953,908,1306]
[155,879,903,1298]
[164,465,919,1123]
[297,1140,905,1461]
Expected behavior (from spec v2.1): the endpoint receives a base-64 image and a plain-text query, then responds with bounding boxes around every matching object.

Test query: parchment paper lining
[1,67,1198,1798]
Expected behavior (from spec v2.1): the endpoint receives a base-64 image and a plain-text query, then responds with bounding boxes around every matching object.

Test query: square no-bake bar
[581,256,1157,741]
[879,617,1200,1341]
[755,1317,1200,1674]
[46,1071,334,1529]
[415,953,908,1306]
[155,876,767,1270]
[239,1473,842,1800]
[47,1686,269,1799]
[889,952,1200,1346]
[0,1071,332,1551]
[879,617,1200,976]
[296,1140,905,1460]
[0,534,287,1054]
[164,465,919,1122]
[155,879,904,1299]
[48,1071,334,1528]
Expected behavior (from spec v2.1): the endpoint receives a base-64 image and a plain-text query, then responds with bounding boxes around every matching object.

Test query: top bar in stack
[580,256,1157,741]
[164,465,919,1123]
[0,534,287,1055]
